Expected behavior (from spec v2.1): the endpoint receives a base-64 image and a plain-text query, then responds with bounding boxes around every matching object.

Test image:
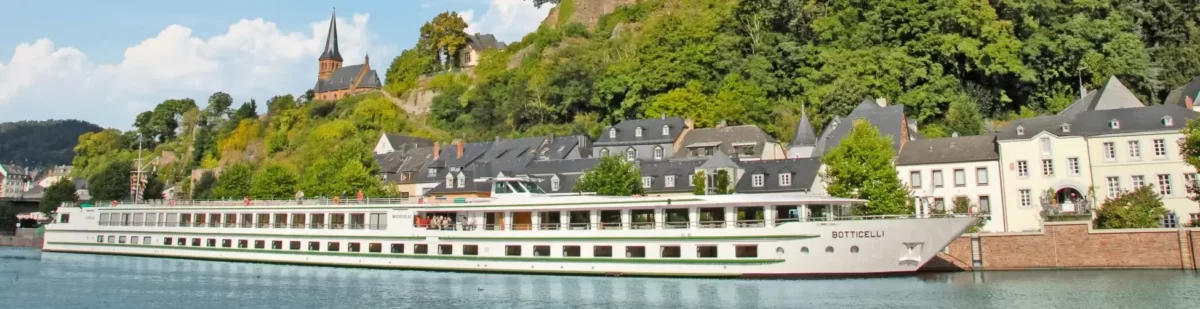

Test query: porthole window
[850,246,859,253]
[776,247,785,256]
[800,246,809,254]
[825,246,834,253]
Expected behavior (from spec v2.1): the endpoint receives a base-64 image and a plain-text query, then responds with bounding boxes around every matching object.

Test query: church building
[313,10,382,101]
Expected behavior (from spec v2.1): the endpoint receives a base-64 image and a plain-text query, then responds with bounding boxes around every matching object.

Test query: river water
[0,247,1197,309]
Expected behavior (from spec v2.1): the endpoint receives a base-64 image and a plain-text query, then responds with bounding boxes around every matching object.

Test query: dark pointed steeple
[792,108,817,146]
[319,9,343,62]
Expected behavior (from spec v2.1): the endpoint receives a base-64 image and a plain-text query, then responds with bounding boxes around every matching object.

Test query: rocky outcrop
[564,0,639,28]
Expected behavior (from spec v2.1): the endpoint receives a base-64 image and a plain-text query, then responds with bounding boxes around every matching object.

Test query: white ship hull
[42,189,978,278]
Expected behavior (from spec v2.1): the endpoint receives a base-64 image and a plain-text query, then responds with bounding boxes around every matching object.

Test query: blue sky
[0,0,552,129]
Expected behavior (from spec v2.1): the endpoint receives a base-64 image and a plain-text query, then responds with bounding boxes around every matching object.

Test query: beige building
[896,135,1006,232]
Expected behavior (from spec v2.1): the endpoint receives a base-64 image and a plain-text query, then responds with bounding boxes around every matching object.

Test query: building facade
[312,10,382,101]
[896,135,1005,232]
[673,122,785,161]
[592,115,690,161]
[0,164,31,198]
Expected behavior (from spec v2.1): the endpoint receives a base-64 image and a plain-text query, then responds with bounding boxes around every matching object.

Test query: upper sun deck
[67,178,867,213]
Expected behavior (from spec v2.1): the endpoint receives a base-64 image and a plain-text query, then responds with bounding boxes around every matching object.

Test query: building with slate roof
[373,133,435,155]
[673,122,785,161]
[996,78,1200,231]
[895,135,1004,232]
[312,10,382,101]
[788,109,818,158]
[639,160,704,196]
[518,158,600,194]
[1164,75,1200,112]
[734,158,822,194]
[1057,76,1146,116]
[593,115,690,161]
[0,163,32,198]
[458,33,507,69]
[805,98,918,159]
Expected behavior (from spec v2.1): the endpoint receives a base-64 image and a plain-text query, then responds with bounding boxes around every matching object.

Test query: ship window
[143,236,150,245]
[594,246,613,257]
[851,246,860,253]
[825,246,834,253]
[290,241,301,250]
[348,243,361,252]
[271,240,282,249]
[161,237,170,245]
[414,244,428,254]
[369,243,382,253]
[308,242,320,251]
[254,240,265,249]
[130,236,139,244]
[800,246,809,254]
[437,244,451,255]
[207,239,217,247]
[97,235,104,243]
[626,246,646,258]
[391,243,405,254]
[697,245,718,258]
[119,236,127,244]
[60,214,70,223]
[661,246,682,258]
[463,245,479,256]
[107,236,115,243]
[563,246,582,257]
[505,245,521,256]
[238,240,248,248]
[736,245,758,258]
[223,239,233,248]
[192,238,201,246]
[327,242,341,252]
[533,245,550,257]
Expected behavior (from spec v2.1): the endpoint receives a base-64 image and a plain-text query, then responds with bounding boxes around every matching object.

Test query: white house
[896,135,1005,232]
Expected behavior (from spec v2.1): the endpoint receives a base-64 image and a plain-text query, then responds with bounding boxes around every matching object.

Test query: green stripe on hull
[47,242,786,265]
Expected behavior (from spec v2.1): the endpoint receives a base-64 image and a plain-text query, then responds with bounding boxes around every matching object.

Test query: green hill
[0,120,102,167]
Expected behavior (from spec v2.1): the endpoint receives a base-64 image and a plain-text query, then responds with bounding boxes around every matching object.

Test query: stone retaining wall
[924,221,1199,271]
[0,236,42,248]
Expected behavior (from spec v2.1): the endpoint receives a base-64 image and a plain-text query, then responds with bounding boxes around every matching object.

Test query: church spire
[319,8,343,62]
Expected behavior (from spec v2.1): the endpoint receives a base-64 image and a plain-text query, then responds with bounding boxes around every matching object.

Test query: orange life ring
[333,196,341,204]
[243,197,250,206]
[111,200,117,207]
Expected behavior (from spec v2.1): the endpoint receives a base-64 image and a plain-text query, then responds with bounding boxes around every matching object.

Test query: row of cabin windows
[910,168,989,188]
[610,125,671,139]
[97,213,387,229]
[95,236,863,258]
[1016,116,1176,136]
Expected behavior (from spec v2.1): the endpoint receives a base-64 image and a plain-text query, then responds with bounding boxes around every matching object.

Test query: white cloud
[0,13,396,129]
[464,0,553,43]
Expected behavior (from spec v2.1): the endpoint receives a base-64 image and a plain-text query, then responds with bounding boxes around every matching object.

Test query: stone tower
[318,9,343,80]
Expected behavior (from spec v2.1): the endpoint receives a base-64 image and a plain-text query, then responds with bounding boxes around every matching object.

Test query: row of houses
[374,75,1200,232]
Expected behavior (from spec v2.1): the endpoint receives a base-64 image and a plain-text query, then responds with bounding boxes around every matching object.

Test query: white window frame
[779,173,792,186]
[662,125,670,136]
[609,128,616,139]
[1106,176,1120,198]
[1163,116,1175,127]
[752,174,765,187]
[428,168,436,177]
[1158,174,1172,196]
[600,148,609,156]
[635,127,643,137]
[665,175,676,188]
[1128,140,1141,159]
[1132,175,1146,188]
[1067,157,1080,175]
[456,175,466,189]
[653,146,664,160]
[642,176,652,189]
[1103,142,1116,160]
[1109,119,1120,129]
[1019,189,1032,207]
[1154,139,1167,158]
[1041,159,1054,176]
[1017,161,1028,177]
[626,148,636,161]
[551,178,560,191]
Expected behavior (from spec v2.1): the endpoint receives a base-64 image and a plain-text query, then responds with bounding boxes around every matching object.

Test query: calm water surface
[0,247,1197,309]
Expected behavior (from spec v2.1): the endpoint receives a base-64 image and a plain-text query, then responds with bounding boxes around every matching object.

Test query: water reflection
[1,248,1198,309]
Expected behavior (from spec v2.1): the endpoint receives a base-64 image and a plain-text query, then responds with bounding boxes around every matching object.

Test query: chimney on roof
[1188,97,1195,111]
[717,120,726,129]
[684,118,695,130]
[433,142,440,160]
[457,140,465,158]
[661,113,666,120]
[875,97,887,107]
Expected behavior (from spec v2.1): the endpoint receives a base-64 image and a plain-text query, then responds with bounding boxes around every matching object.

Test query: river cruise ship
[42,178,978,278]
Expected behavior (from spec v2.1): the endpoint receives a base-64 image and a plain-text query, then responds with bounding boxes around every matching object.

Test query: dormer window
[1163,116,1174,127]
[752,174,765,187]
[653,146,664,160]
[662,125,670,136]
[609,128,616,138]
[551,177,560,191]
[626,148,637,161]
[446,174,455,188]
[1016,126,1025,136]
[1110,119,1120,129]
[635,127,643,137]
[779,173,792,186]
[1060,123,1070,133]
[456,172,466,188]
[600,148,609,156]
[428,168,437,177]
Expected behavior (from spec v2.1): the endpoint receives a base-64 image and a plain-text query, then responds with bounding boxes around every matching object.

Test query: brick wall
[924,222,1199,271]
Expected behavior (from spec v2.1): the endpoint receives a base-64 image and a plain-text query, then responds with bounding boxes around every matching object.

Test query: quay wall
[924,221,1199,271]
[0,236,43,248]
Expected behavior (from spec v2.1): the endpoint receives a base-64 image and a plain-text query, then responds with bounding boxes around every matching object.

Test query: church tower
[318,9,343,80]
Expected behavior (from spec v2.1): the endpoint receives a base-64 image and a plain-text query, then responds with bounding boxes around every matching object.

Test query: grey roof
[519,158,599,175]
[0,164,29,176]
[998,104,1198,140]
[536,135,589,160]
[319,11,342,62]
[434,142,494,168]
[397,148,435,172]
[814,100,909,156]
[467,34,506,51]
[383,134,434,152]
[1058,76,1145,116]
[639,160,703,194]
[896,135,999,166]
[735,158,821,193]
[376,147,437,183]
[1165,75,1200,108]
[673,125,776,159]
[470,157,536,178]
[425,171,492,195]
[533,173,584,193]
[791,110,817,146]
[698,151,740,170]
[375,152,406,173]
[314,64,382,93]
[481,136,546,161]
[594,116,687,146]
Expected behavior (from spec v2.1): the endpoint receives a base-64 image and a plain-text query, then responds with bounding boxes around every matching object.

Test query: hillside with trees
[0,120,102,167]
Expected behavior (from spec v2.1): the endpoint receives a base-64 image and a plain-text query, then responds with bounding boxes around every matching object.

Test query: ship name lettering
[831,231,884,238]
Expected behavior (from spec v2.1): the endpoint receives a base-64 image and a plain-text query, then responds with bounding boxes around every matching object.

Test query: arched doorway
[1055,187,1084,213]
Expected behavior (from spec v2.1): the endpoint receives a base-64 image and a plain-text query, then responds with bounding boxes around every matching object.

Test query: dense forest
[386,0,1200,142]
[62,0,1200,202]
[0,120,101,166]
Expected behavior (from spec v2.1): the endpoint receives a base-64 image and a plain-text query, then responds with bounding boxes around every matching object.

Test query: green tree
[574,155,645,196]
[1094,185,1168,229]
[0,201,17,233]
[693,170,706,195]
[251,164,299,199]
[40,178,78,215]
[419,12,469,69]
[141,172,165,201]
[945,98,986,136]
[207,92,234,121]
[821,121,911,215]
[194,172,216,199]
[211,163,253,199]
[89,161,131,202]
[1179,118,1200,202]
[715,169,732,194]
[385,48,437,96]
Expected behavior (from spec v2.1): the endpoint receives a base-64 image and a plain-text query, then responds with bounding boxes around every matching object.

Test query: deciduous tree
[1094,185,1168,229]
[821,121,911,215]
[574,155,644,196]
[211,163,253,199]
[40,178,78,215]
[89,161,132,202]
[251,164,298,199]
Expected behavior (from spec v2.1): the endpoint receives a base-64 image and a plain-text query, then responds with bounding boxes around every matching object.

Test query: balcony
[1040,187,1094,222]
